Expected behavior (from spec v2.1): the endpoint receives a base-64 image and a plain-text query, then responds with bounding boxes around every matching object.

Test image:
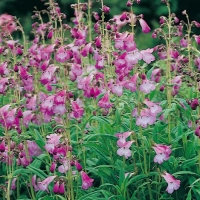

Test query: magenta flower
[53,181,60,194]
[139,18,151,33]
[153,144,172,164]
[162,172,180,194]
[70,101,84,119]
[75,160,82,171]
[59,182,65,195]
[81,171,94,190]
[102,5,110,14]
[195,126,200,137]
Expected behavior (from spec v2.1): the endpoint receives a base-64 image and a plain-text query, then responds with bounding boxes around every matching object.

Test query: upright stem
[139,127,153,200]
[166,3,172,143]
[88,0,92,42]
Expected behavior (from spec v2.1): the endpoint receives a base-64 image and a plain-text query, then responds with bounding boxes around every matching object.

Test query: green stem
[29,175,36,200]
[140,127,153,200]
[166,2,172,143]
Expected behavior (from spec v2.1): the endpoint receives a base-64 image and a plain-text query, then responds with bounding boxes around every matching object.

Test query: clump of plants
[0,0,200,199]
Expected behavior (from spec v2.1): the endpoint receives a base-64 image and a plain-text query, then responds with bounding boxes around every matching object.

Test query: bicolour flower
[70,101,84,119]
[162,172,180,194]
[81,171,94,190]
[40,65,58,85]
[55,46,72,63]
[153,144,172,164]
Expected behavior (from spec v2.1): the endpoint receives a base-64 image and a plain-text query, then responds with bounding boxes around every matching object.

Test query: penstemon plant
[0,0,200,199]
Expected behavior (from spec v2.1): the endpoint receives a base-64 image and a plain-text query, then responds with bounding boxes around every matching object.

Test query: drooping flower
[139,79,156,94]
[0,14,17,34]
[139,18,151,33]
[98,91,112,109]
[115,132,132,148]
[194,35,200,45]
[81,171,94,190]
[75,160,82,171]
[162,172,181,194]
[153,143,172,164]
[70,101,84,119]
[37,176,56,191]
[117,141,134,159]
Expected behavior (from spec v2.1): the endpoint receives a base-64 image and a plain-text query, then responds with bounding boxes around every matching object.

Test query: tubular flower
[139,18,151,33]
[152,143,172,164]
[162,172,180,194]
[81,171,94,190]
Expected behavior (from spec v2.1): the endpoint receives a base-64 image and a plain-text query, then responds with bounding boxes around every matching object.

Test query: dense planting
[0,0,200,199]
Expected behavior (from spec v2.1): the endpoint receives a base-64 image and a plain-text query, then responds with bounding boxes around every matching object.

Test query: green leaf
[27,166,47,179]
[186,190,192,200]
[29,154,48,168]
[38,196,54,200]
[13,168,31,177]
[173,171,199,176]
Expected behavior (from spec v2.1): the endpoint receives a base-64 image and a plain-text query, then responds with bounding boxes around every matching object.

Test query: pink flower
[81,171,94,190]
[153,144,172,164]
[171,76,182,96]
[139,79,156,94]
[180,37,188,47]
[140,48,155,64]
[0,14,17,34]
[162,172,180,194]
[98,91,112,109]
[139,18,151,33]
[117,141,133,159]
[194,35,200,45]
[115,132,132,148]
[37,176,56,191]
[151,68,161,83]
